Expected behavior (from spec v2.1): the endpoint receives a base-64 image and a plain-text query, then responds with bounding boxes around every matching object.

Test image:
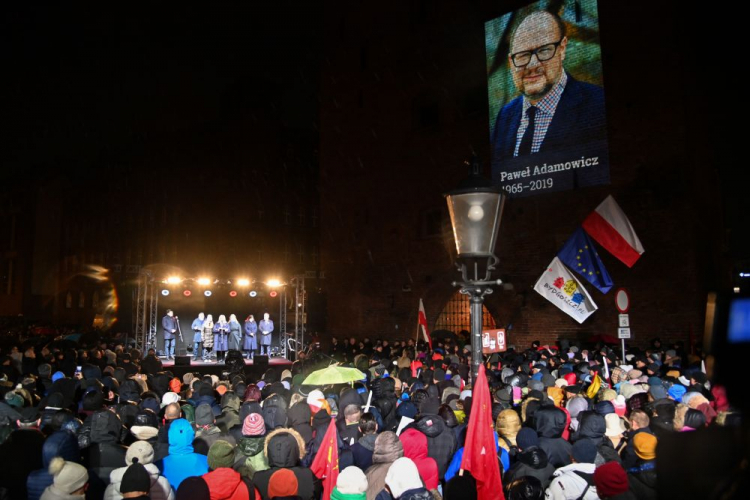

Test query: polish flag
[417,298,432,348]
[582,196,644,268]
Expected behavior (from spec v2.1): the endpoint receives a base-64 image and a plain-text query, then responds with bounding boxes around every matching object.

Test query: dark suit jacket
[492,73,607,164]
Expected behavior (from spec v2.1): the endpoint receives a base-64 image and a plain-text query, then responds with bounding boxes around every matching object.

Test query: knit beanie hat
[169,378,182,394]
[268,468,298,498]
[594,461,629,498]
[48,457,88,494]
[208,440,235,470]
[242,413,266,436]
[120,458,151,494]
[195,403,214,426]
[336,466,368,495]
[126,440,155,465]
[516,427,539,450]
[307,389,326,414]
[668,384,686,402]
[176,476,210,500]
[52,371,66,382]
[572,438,597,464]
[633,432,658,460]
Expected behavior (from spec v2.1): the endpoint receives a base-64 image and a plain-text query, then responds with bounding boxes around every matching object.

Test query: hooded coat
[628,461,657,500]
[84,410,128,497]
[414,413,457,477]
[503,446,555,490]
[27,431,80,500]
[158,419,209,490]
[253,427,319,500]
[104,462,174,500]
[534,407,572,469]
[217,393,242,433]
[399,429,439,490]
[286,402,314,446]
[365,431,404,500]
[234,435,269,478]
[371,378,399,431]
[202,467,253,500]
[261,393,288,432]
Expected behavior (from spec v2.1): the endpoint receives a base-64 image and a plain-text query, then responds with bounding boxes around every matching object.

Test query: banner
[534,257,598,323]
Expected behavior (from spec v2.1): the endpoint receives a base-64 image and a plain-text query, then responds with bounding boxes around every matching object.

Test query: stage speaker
[254,355,269,371]
[174,356,191,366]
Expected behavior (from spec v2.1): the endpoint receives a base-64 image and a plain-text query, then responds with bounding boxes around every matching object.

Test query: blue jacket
[27,431,80,500]
[157,418,209,490]
[444,431,507,483]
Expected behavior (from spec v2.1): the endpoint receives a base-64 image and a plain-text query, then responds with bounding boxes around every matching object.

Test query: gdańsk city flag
[534,257,598,323]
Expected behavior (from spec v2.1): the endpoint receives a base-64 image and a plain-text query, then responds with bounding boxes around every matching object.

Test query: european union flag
[558,227,614,294]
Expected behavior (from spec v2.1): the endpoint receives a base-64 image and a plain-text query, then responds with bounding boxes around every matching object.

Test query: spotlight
[269,290,278,298]
[161,289,170,296]
[197,277,211,286]
[229,290,238,297]
[237,278,250,287]
[183,290,192,297]
[266,279,281,288]
[166,276,181,285]
[249,290,257,297]
[204,290,212,297]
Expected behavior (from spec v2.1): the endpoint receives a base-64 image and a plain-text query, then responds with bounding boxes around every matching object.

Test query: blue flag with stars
[558,227,614,294]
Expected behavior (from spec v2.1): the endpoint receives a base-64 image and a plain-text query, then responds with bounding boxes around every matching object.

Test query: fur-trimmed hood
[263,427,306,467]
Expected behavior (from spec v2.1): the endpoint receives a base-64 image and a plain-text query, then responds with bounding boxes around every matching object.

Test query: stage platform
[159,356,293,380]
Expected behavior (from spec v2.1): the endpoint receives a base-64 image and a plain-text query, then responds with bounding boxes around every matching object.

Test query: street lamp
[445,156,506,381]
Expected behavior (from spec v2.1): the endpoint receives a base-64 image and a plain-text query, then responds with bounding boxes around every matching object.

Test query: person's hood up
[287,401,312,427]
[573,411,606,444]
[534,406,567,439]
[168,418,196,454]
[400,429,429,460]
[221,392,241,412]
[263,427,306,468]
[90,409,123,444]
[517,446,550,469]
[150,373,170,397]
[238,436,266,457]
[262,393,288,431]
[338,388,363,420]
[239,401,263,423]
[203,467,244,498]
[414,414,447,438]
[372,431,404,464]
[371,377,396,400]
[42,430,80,467]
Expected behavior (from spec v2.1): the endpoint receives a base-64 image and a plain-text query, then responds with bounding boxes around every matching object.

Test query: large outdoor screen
[486,0,609,197]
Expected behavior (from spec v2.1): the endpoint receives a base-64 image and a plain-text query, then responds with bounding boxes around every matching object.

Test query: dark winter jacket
[534,406,572,469]
[414,413,457,477]
[621,427,653,470]
[253,428,320,500]
[261,394,288,432]
[83,410,129,500]
[193,424,236,455]
[216,393,242,433]
[503,446,555,490]
[286,402,314,447]
[351,433,377,471]
[371,378,399,431]
[27,430,80,500]
[628,461,657,500]
[0,428,45,500]
[233,436,269,478]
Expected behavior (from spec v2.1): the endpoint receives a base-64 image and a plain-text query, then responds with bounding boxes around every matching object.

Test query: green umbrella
[302,364,366,386]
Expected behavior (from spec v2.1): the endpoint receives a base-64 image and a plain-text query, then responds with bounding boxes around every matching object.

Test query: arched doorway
[434,290,497,334]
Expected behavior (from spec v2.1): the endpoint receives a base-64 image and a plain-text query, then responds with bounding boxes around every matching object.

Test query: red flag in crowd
[417,298,432,348]
[310,416,339,500]
[460,364,504,500]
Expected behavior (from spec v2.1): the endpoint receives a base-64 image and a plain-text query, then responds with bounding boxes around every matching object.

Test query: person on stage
[202,314,215,363]
[228,313,242,352]
[243,314,258,360]
[162,309,178,360]
[213,314,230,363]
[191,312,205,361]
[259,312,274,356]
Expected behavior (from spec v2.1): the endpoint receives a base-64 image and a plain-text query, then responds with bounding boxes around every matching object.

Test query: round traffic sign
[615,288,630,313]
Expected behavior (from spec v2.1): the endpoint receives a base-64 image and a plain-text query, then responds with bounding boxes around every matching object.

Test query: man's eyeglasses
[510,39,564,68]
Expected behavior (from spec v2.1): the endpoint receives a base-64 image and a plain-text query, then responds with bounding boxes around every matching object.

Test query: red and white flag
[417,298,432,348]
[582,196,644,268]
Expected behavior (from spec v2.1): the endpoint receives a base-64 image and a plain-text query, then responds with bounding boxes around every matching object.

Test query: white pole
[621,338,626,364]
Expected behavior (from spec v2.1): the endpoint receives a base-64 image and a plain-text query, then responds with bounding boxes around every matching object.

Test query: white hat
[47,457,88,495]
[604,413,626,437]
[385,458,423,499]
[336,466,368,495]
[126,440,155,465]
[161,391,180,408]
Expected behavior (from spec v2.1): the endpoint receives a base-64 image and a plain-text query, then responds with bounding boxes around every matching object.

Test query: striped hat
[242,413,265,436]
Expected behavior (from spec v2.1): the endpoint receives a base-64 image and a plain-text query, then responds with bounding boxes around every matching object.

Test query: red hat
[169,377,181,394]
[563,372,578,386]
[268,468,298,498]
[594,461,629,498]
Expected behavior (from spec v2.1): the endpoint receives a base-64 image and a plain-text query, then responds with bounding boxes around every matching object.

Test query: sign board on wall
[482,328,507,353]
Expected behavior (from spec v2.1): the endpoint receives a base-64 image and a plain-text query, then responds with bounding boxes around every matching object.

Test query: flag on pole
[582,195,645,268]
[558,227,614,294]
[310,417,339,500]
[460,364,504,500]
[587,373,602,399]
[534,257,598,324]
[417,298,432,348]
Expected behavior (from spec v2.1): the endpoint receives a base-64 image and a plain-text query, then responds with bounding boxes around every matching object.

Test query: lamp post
[445,156,506,381]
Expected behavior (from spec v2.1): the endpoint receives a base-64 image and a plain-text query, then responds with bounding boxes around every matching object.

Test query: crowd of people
[0,334,741,500]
